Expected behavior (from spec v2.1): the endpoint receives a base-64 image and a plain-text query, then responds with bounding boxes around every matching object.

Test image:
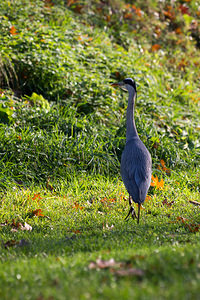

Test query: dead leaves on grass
[2,238,30,249]
[88,258,144,278]
[1,220,32,232]
[176,216,200,233]
[151,175,164,189]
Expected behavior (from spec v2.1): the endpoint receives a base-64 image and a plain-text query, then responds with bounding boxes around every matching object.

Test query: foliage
[0,1,200,298]
[0,175,200,299]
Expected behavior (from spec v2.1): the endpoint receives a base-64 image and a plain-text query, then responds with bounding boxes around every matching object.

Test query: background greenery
[0,0,199,299]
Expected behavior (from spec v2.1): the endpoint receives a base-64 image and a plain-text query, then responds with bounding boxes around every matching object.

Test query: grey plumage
[112,78,152,223]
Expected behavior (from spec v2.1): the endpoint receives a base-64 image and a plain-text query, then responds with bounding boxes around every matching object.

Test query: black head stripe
[123,78,137,92]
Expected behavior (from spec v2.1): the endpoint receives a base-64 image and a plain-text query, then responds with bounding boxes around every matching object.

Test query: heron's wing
[121,139,152,202]
[121,163,151,203]
[134,167,151,202]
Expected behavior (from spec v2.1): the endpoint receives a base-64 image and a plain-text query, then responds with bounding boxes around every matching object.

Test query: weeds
[0,1,200,299]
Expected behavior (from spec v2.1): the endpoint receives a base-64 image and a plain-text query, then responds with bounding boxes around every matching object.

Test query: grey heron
[112,78,152,224]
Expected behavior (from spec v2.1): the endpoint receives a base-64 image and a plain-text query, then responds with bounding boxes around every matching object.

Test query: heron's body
[112,78,152,223]
[121,137,151,205]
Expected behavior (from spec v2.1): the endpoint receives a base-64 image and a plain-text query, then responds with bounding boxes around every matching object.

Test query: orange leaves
[151,175,164,189]
[72,229,81,234]
[77,34,93,45]
[176,216,200,233]
[158,159,170,175]
[67,0,83,13]
[163,6,175,21]
[175,27,182,35]
[32,193,42,201]
[145,195,151,202]
[10,26,17,35]
[151,44,161,52]
[154,27,161,38]
[100,197,116,204]
[124,13,133,20]
[28,193,45,218]
[178,58,188,71]
[132,5,142,17]
[124,4,143,20]
[72,202,84,210]
[179,4,190,15]
[30,209,44,217]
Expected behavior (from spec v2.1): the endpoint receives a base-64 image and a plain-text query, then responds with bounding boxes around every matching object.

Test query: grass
[0,174,200,299]
[0,0,200,299]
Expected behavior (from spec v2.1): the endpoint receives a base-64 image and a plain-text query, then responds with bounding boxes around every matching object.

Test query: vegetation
[0,0,199,299]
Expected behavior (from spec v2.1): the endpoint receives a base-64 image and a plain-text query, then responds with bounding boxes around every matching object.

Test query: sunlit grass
[0,174,200,299]
[0,0,200,299]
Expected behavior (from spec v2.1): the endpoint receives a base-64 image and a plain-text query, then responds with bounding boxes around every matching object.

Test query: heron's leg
[128,195,132,206]
[137,203,141,224]
[124,195,137,221]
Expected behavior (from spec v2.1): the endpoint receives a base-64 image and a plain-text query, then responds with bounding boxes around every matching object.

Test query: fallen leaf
[72,230,81,234]
[0,221,8,227]
[162,199,174,207]
[175,27,182,35]
[132,5,142,17]
[179,4,190,15]
[112,268,144,277]
[88,258,121,270]
[163,6,175,20]
[124,13,133,20]
[100,197,116,205]
[3,240,18,248]
[10,26,17,35]
[103,223,114,230]
[145,195,151,201]
[10,221,32,232]
[22,222,32,231]
[29,209,44,217]
[151,44,161,52]
[151,175,164,189]
[72,202,84,210]
[32,193,42,201]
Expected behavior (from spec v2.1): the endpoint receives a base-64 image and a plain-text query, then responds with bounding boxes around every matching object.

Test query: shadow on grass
[1,220,195,260]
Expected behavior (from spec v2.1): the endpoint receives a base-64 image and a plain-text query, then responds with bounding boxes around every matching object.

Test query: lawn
[0,0,200,299]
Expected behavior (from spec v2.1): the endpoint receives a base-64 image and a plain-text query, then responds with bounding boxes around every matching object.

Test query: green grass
[0,174,200,299]
[0,0,200,299]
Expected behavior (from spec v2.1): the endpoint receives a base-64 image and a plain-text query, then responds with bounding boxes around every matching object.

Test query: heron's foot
[124,206,137,221]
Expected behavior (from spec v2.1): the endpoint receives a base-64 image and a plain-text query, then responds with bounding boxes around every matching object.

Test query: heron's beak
[111,82,127,92]
[111,83,120,87]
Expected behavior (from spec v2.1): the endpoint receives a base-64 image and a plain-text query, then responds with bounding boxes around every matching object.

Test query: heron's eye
[123,78,136,92]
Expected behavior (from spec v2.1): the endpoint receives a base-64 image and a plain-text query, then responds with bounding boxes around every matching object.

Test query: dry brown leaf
[112,268,144,277]
[3,239,18,248]
[103,223,114,230]
[11,222,32,232]
[88,258,121,270]
[22,222,32,231]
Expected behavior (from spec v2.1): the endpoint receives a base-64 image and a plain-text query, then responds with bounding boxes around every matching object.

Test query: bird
[112,78,152,224]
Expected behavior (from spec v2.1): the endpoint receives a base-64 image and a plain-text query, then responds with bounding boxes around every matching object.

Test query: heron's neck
[126,88,138,141]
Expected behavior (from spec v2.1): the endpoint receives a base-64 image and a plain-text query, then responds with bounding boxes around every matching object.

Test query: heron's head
[111,78,137,94]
